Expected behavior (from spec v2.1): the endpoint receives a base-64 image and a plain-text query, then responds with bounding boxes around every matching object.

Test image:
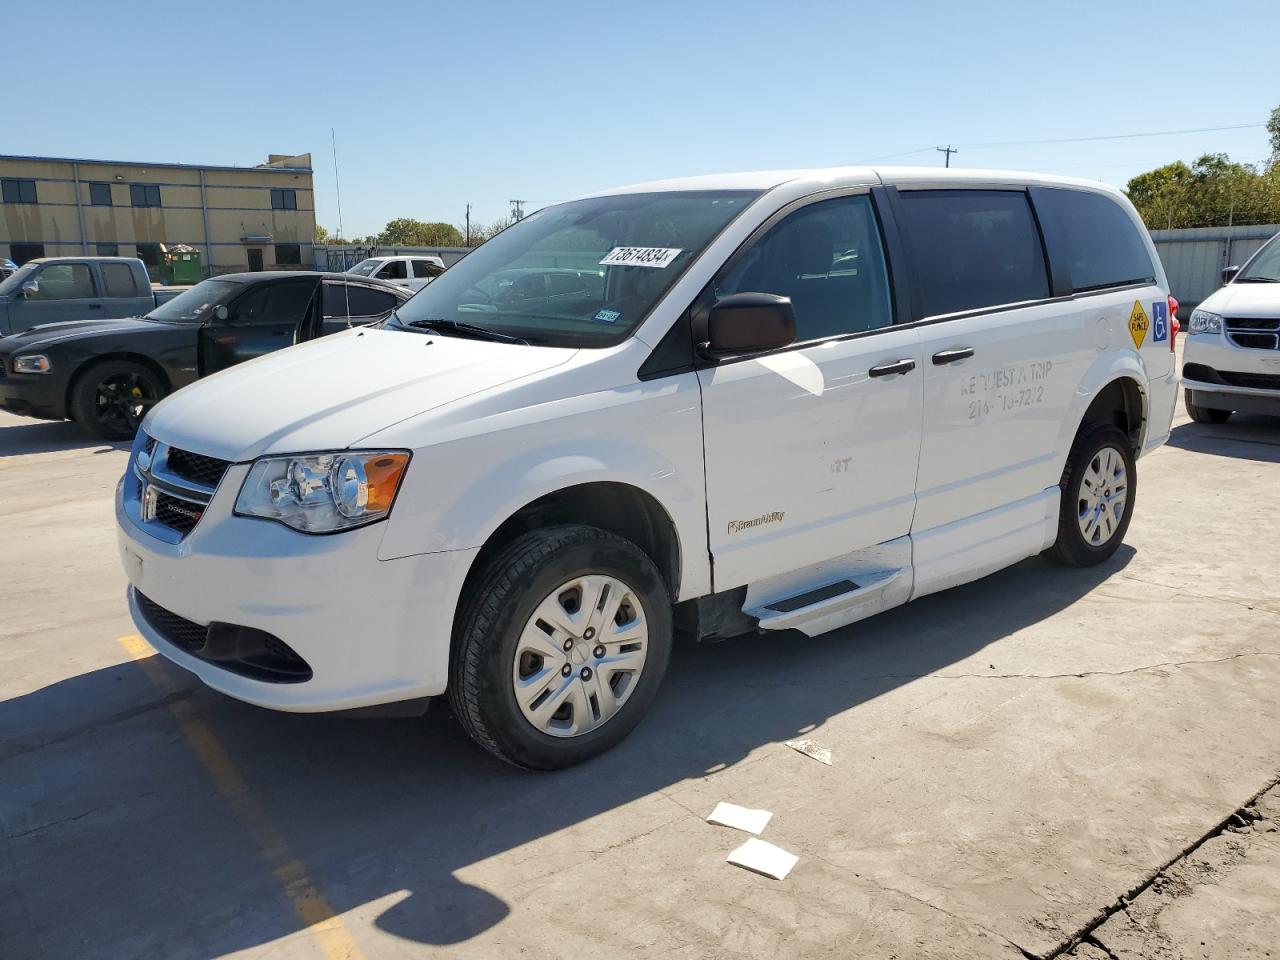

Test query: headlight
[1188,309,1223,334]
[12,354,52,374]
[235,450,410,533]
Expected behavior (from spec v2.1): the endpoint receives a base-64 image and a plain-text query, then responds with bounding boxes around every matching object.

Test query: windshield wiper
[1234,276,1280,283]
[405,317,528,344]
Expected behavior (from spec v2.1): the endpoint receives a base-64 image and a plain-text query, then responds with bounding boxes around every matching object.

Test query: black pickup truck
[0,271,411,439]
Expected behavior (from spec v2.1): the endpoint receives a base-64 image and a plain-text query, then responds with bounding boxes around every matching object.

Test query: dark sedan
[0,271,412,439]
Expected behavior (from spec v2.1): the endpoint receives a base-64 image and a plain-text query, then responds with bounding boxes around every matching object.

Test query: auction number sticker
[1128,300,1149,349]
[600,247,682,268]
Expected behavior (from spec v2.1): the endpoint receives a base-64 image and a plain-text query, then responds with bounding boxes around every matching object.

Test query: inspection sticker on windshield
[600,246,682,269]
[593,309,621,324]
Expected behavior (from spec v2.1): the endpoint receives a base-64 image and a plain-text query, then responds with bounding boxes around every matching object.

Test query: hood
[143,327,576,461]
[1198,282,1280,317]
[0,316,168,351]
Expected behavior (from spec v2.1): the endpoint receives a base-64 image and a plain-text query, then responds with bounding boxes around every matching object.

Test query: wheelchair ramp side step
[750,568,904,632]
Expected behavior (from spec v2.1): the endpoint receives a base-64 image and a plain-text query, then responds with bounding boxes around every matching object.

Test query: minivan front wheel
[1050,423,1136,567]
[449,525,673,769]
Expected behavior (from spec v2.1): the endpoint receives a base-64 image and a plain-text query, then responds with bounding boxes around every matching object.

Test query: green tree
[314,223,329,244]
[1268,104,1280,162]
[459,216,514,247]
[1126,153,1280,229]
[379,218,464,247]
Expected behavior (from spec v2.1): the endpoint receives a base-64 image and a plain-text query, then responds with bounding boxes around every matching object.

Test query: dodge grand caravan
[117,167,1178,769]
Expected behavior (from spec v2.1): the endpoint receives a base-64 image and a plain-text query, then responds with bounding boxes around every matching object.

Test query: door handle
[868,358,916,378]
[932,347,974,365]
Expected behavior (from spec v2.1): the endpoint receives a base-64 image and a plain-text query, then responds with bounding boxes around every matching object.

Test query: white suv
[1182,231,1280,423]
[117,167,1177,768]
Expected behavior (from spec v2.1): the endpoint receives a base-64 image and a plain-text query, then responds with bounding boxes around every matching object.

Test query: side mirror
[1222,265,1240,284]
[213,305,229,321]
[20,281,38,299]
[700,292,796,360]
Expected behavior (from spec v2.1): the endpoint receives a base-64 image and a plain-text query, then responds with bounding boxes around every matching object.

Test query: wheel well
[65,353,173,413]
[1081,377,1144,454]
[467,483,682,600]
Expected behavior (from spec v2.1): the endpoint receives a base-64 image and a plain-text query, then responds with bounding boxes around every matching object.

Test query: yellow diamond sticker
[1128,300,1149,349]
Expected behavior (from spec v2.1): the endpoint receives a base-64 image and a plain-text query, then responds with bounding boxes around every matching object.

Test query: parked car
[348,254,445,291]
[116,167,1178,769]
[0,271,410,439]
[1182,230,1280,423]
[0,257,188,336]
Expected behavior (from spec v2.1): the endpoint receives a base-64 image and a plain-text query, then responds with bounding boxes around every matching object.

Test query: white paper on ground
[726,838,799,880]
[706,801,773,835]
[784,738,833,765]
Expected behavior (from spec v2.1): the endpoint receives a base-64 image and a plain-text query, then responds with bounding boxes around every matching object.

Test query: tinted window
[100,262,138,297]
[714,194,892,341]
[31,263,95,300]
[89,182,113,206]
[130,184,162,207]
[324,283,399,318]
[376,260,408,280]
[412,259,442,279]
[275,243,302,265]
[234,281,315,326]
[2,179,37,204]
[898,190,1049,317]
[1033,188,1156,293]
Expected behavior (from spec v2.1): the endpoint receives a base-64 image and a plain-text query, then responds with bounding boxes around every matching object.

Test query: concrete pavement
[2,404,1279,959]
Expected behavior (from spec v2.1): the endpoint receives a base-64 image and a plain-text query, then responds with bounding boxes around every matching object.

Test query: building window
[9,242,45,264]
[89,182,113,206]
[96,242,119,257]
[135,243,162,268]
[130,184,162,208]
[271,188,298,210]
[2,178,38,204]
[275,243,302,265]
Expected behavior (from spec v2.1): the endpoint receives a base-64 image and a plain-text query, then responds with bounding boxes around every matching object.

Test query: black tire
[1049,423,1137,567]
[68,360,166,441]
[448,524,673,770]
[1184,389,1232,424]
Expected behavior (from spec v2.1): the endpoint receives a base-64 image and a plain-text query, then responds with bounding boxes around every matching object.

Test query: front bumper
[0,369,65,420]
[1183,331,1280,415]
[116,459,477,712]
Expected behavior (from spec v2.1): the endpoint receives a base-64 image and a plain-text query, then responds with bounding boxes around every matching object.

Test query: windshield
[0,262,40,297]
[145,279,241,323]
[1238,234,1280,282]
[392,190,760,347]
[348,259,382,277]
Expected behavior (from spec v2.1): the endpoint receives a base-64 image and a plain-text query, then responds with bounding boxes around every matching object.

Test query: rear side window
[898,190,1049,317]
[100,262,139,297]
[323,283,399,318]
[1033,188,1156,293]
[412,259,442,279]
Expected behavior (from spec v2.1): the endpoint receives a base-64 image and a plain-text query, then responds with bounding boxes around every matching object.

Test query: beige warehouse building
[0,152,316,278]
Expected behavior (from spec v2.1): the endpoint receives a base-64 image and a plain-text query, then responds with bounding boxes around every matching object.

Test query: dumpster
[160,244,202,285]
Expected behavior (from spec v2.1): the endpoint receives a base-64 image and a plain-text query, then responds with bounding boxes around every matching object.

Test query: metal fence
[1150,224,1279,313]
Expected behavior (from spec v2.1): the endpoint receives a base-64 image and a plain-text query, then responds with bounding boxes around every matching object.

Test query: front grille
[136,591,208,653]
[1226,317,1280,351]
[154,491,205,535]
[1219,370,1280,390]
[166,447,231,488]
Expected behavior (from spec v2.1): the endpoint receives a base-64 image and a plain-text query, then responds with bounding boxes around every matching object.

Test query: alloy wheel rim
[95,373,156,431]
[512,574,648,738]
[1077,445,1128,546]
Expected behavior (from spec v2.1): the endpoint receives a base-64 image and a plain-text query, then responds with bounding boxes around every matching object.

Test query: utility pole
[937,145,958,168]
[465,204,471,246]
[509,199,526,221]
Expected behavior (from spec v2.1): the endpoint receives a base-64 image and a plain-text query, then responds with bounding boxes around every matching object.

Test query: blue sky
[10,0,1278,237]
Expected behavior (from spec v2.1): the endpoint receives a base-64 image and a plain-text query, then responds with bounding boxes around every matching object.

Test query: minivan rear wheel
[448,524,673,769]
[1184,389,1232,424]
[1050,423,1136,567]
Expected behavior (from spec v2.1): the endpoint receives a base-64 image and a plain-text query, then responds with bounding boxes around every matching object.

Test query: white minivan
[117,167,1178,768]
[1182,230,1280,422]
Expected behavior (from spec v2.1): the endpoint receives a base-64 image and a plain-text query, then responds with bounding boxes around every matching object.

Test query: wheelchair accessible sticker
[600,246,682,268]
[1128,300,1150,349]
[1151,300,1169,342]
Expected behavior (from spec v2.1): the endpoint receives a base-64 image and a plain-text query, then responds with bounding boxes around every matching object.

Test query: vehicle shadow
[2,547,1133,957]
[0,418,126,458]
[1166,414,1280,463]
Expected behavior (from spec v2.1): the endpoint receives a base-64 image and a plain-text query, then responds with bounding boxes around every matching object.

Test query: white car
[117,167,1178,768]
[1182,232,1280,423]
[347,254,445,292]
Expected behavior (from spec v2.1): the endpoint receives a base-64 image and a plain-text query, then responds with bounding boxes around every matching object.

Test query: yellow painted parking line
[117,635,366,960]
